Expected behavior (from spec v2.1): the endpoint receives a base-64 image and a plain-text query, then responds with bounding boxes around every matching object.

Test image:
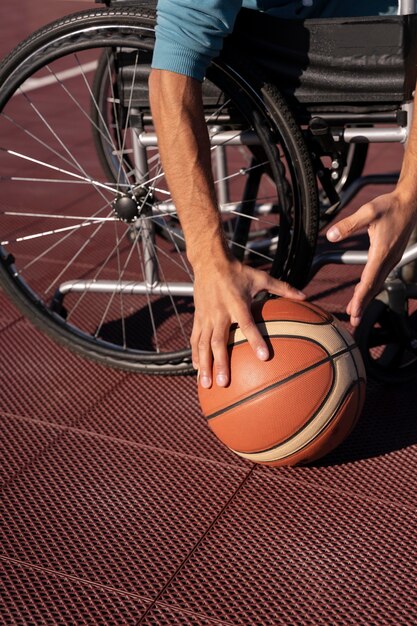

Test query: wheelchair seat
[221,9,417,117]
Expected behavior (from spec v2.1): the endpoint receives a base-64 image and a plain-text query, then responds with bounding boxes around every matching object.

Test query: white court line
[18,61,98,94]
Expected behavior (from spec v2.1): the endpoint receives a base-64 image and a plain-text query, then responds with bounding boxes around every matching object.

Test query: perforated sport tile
[0,428,250,600]
[321,376,417,465]
[282,445,417,512]
[141,602,234,625]
[0,557,150,625]
[278,379,417,509]
[0,414,64,486]
[77,374,249,468]
[306,257,362,304]
[159,470,417,625]
[0,292,21,331]
[0,318,127,425]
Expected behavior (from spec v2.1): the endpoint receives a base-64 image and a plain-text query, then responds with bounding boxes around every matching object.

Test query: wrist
[392,182,417,213]
[186,226,233,271]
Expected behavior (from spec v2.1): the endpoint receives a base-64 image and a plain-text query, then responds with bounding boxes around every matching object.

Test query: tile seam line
[137,466,257,625]
[0,372,133,488]
[4,412,417,514]
[1,412,249,471]
[136,600,236,626]
[3,412,417,514]
[0,314,24,335]
[254,462,417,514]
[0,428,68,490]
[0,554,153,605]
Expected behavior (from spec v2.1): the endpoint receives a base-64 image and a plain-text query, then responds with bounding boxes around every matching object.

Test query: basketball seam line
[230,332,357,355]
[330,322,365,429]
[236,379,362,458]
[233,357,337,456]
[206,345,354,420]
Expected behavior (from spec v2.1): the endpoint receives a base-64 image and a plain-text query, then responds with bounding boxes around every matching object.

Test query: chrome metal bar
[132,128,159,285]
[310,250,368,277]
[396,242,417,268]
[140,126,408,147]
[310,243,417,278]
[398,0,416,15]
[57,280,194,296]
[139,130,259,147]
[214,144,229,206]
[151,201,275,216]
[342,126,408,144]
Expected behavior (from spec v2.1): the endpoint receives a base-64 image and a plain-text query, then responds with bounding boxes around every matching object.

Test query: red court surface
[1,2,417,624]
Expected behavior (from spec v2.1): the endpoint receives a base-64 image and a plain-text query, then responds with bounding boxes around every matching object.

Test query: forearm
[149,69,230,270]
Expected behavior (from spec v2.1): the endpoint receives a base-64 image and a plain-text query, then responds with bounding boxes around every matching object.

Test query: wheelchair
[0,1,416,381]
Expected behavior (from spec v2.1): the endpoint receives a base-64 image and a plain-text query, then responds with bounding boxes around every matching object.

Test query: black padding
[221,10,417,106]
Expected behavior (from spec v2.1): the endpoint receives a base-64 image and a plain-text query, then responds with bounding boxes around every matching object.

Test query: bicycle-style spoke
[15,203,114,288]
[19,88,117,207]
[1,111,117,183]
[133,228,161,353]
[144,226,191,348]
[115,51,139,192]
[43,211,114,296]
[73,53,134,189]
[1,215,113,246]
[1,147,121,196]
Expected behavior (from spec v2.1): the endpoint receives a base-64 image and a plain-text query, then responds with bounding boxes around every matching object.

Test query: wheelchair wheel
[0,7,318,374]
[355,298,417,383]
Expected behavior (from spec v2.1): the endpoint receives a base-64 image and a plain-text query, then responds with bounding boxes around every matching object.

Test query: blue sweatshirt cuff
[151,39,211,82]
[151,0,244,81]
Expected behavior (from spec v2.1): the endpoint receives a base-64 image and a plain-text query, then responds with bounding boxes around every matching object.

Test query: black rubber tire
[0,7,318,373]
[355,298,417,383]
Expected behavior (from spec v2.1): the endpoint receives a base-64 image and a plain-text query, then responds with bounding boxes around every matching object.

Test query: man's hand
[327,189,417,327]
[191,258,306,388]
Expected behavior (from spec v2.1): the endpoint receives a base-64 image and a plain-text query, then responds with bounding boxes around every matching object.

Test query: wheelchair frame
[99,0,417,293]
[0,0,416,380]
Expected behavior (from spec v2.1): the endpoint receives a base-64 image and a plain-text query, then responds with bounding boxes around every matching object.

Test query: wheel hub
[113,194,141,223]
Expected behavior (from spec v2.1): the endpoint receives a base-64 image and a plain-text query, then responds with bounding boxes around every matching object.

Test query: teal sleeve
[151,0,244,81]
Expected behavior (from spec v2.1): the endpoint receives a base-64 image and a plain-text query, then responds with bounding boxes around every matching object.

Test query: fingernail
[257,347,269,361]
[327,226,341,242]
[216,374,228,387]
[297,290,307,299]
[200,375,211,389]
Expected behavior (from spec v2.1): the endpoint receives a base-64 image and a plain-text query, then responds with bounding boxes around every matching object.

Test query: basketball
[198,298,366,466]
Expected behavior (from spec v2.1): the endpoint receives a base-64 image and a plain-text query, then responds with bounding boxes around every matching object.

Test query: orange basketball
[198,298,366,467]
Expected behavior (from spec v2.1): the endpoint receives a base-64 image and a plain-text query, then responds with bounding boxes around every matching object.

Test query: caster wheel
[355,298,417,383]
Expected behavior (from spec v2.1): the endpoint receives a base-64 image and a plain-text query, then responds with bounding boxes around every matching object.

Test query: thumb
[326,202,376,243]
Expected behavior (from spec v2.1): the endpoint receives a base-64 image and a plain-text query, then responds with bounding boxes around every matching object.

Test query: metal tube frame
[54,0,417,301]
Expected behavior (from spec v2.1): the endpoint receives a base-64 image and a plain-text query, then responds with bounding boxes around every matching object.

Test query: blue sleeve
[151,0,244,81]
